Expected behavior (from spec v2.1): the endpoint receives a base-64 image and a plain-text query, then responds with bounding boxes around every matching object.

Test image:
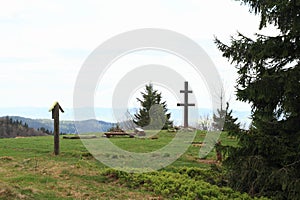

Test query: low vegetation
[102,168,269,200]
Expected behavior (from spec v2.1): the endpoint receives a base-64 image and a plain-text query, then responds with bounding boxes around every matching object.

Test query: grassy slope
[0,131,246,199]
[0,136,157,199]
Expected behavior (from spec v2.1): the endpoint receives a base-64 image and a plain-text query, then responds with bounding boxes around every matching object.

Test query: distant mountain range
[8,116,114,134]
[0,107,252,132]
[0,107,251,124]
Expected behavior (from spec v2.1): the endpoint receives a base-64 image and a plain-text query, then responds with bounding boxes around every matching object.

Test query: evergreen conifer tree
[134,84,173,130]
[215,1,300,199]
[212,91,226,131]
[212,103,226,131]
[223,102,240,135]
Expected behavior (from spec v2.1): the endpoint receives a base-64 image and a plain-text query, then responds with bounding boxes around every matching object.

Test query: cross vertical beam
[177,81,195,128]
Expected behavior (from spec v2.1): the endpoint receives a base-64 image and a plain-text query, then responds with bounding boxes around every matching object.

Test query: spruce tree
[213,100,240,134]
[212,91,226,131]
[215,1,300,199]
[223,102,240,135]
[134,83,172,130]
[212,102,226,131]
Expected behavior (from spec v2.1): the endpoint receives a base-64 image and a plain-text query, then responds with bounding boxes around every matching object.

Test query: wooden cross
[49,102,64,155]
[177,81,195,128]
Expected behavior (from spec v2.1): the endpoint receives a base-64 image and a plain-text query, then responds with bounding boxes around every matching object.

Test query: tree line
[0,116,50,138]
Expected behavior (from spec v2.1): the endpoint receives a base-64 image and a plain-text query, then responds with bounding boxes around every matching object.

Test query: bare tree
[118,110,136,131]
[198,114,213,131]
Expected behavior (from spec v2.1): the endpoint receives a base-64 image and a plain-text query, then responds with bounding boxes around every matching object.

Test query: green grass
[0,130,245,199]
[109,131,175,153]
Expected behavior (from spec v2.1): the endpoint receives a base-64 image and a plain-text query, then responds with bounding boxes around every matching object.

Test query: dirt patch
[149,136,158,140]
[0,182,26,199]
[192,143,205,147]
[0,156,14,161]
[197,159,217,164]
[191,142,205,147]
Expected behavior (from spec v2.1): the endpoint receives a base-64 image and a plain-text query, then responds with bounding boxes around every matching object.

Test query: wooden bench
[63,135,97,139]
[104,132,134,138]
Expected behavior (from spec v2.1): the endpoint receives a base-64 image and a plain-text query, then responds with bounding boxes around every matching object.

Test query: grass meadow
[0,131,268,199]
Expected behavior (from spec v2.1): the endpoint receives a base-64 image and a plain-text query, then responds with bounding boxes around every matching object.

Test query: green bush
[102,168,269,200]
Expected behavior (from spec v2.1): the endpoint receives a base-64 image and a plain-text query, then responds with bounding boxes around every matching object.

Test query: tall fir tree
[215,1,300,199]
[134,83,172,130]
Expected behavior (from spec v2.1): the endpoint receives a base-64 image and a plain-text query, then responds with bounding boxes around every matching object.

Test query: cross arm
[177,103,195,106]
[180,90,193,93]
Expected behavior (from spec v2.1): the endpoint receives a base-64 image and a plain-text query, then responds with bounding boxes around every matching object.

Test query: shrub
[102,168,269,200]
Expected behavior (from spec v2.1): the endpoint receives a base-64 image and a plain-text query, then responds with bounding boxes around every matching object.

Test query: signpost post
[49,102,64,155]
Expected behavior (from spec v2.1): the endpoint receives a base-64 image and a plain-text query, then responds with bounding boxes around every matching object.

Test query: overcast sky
[0,0,270,114]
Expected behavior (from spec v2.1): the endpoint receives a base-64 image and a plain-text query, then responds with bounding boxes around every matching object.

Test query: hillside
[9,116,114,134]
[0,117,48,138]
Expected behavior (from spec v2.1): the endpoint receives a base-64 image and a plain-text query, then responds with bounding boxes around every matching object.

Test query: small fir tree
[212,92,226,131]
[223,102,241,135]
[134,84,172,130]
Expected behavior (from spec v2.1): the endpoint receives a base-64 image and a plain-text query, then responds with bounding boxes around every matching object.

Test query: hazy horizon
[0,106,251,127]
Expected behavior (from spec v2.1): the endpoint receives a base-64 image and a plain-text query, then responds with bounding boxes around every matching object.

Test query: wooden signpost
[49,102,64,155]
[177,81,195,128]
